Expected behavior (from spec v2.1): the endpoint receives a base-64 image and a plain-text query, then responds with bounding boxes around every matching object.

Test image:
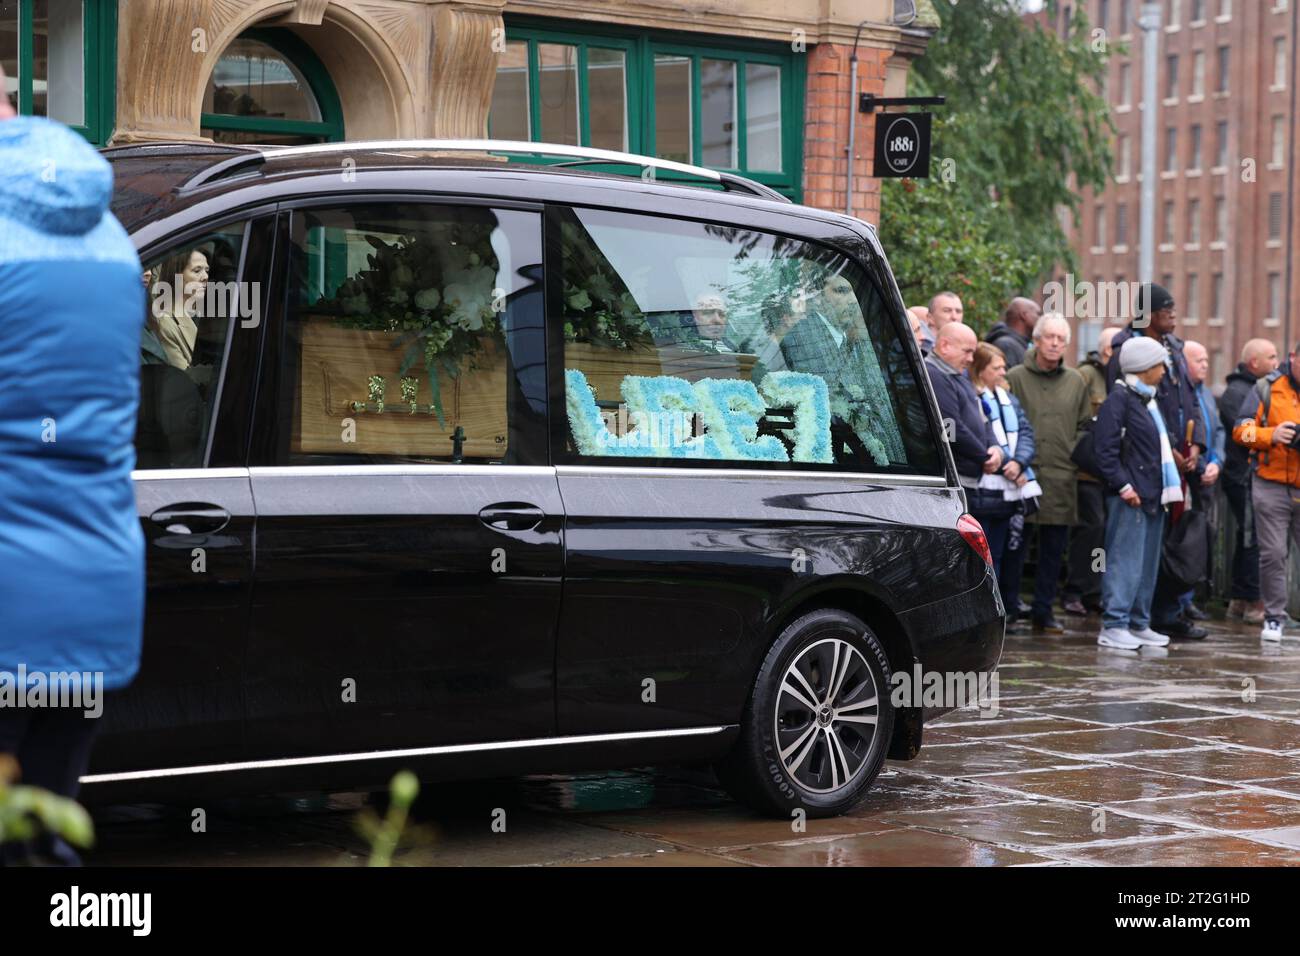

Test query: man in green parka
[1003,313,1093,633]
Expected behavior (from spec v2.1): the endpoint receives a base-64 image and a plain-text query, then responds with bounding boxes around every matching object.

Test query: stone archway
[112,0,436,144]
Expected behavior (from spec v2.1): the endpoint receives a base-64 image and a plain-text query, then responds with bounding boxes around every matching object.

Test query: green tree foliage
[879,0,1114,333]
[880,172,1040,332]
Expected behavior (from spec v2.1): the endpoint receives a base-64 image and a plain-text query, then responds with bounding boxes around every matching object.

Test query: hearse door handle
[478,503,545,532]
[149,503,231,536]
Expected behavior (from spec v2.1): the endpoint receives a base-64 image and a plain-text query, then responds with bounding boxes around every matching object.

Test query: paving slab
[718,827,1052,867]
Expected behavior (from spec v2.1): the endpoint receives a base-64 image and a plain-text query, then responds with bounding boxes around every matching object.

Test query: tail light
[957,513,993,567]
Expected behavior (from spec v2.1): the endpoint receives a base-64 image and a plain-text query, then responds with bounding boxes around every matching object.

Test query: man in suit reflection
[779,273,862,383]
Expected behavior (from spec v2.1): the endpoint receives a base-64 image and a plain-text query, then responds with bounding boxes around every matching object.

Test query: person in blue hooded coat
[0,90,144,863]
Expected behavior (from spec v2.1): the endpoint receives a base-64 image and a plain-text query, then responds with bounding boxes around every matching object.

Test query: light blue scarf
[1126,375,1184,505]
[978,386,1042,501]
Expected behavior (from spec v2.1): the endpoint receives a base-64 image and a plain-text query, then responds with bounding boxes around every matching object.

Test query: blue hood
[0,116,112,236]
[0,117,145,691]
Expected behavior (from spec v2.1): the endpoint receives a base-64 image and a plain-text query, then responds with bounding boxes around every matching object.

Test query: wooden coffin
[565,341,758,439]
[564,342,756,401]
[295,322,760,456]
[296,320,508,460]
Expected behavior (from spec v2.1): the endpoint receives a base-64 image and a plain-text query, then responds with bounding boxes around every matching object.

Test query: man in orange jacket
[1232,343,1300,642]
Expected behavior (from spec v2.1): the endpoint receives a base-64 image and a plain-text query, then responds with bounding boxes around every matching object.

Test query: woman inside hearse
[150,245,209,370]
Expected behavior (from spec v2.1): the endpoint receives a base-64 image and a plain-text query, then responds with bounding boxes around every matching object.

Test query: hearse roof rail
[102,142,261,160]
[174,139,791,202]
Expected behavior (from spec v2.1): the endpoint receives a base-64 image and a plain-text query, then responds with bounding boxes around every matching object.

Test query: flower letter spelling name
[758,371,833,464]
[619,375,720,458]
[692,378,788,462]
[564,369,643,457]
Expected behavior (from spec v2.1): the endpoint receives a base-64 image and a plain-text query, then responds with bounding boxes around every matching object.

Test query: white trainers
[1098,628,1142,649]
[1129,627,1171,647]
[1261,619,1284,643]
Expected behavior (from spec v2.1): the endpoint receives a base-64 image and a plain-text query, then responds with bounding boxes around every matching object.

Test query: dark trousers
[970,493,1018,607]
[0,707,101,866]
[981,514,1013,582]
[1002,522,1071,622]
[1064,480,1105,605]
[1224,477,1261,601]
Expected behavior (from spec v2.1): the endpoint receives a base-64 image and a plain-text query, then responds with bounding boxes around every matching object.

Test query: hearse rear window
[557,206,940,474]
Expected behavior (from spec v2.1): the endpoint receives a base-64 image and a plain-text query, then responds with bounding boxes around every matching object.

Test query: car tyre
[716,608,893,818]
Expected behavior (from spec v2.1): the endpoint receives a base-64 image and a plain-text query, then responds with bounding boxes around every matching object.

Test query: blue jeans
[1101,496,1166,632]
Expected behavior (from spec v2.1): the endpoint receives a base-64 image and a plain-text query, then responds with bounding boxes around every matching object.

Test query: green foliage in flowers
[558,221,652,350]
[879,0,1114,333]
[320,225,504,424]
[0,754,95,852]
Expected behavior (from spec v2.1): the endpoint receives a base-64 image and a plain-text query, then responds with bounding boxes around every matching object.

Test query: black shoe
[1032,616,1065,634]
[1062,598,1087,616]
[1183,604,1210,621]
[1160,617,1208,640]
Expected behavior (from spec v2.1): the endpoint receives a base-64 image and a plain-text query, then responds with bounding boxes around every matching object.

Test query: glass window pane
[280,204,540,464]
[537,43,578,146]
[745,62,782,171]
[586,47,626,151]
[204,37,322,121]
[654,54,691,163]
[558,206,939,474]
[700,59,736,168]
[1,1,17,111]
[138,224,247,468]
[200,126,325,146]
[490,40,530,141]
[33,0,85,125]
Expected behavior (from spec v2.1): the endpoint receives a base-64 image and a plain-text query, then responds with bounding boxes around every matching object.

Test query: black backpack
[1071,384,1130,479]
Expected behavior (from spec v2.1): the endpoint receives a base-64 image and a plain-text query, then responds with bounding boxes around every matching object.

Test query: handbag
[1161,507,1209,592]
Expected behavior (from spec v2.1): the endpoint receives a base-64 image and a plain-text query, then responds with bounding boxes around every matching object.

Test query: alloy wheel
[773,636,880,794]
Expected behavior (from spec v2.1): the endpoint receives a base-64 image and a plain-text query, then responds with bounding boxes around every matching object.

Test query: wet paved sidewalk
[88,613,1300,866]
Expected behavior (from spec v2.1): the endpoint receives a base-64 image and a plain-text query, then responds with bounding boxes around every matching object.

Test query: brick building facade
[1065,0,1299,380]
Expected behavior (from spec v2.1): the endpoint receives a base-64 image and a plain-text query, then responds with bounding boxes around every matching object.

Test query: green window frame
[490,21,803,201]
[6,0,116,145]
[200,27,344,143]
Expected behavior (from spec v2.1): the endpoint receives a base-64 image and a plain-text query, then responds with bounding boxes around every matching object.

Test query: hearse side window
[272,203,542,465]
[557,207,940,474]
[136,223,246,469]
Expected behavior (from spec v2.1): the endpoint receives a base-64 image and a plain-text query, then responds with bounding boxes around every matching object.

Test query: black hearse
[90,140,1004,817]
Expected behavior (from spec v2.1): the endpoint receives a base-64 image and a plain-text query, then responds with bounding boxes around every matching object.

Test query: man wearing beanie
[1232,342,1300,642]
[1105,283,1207,639]
[0,69,145,864]
[1092,337,1183,648]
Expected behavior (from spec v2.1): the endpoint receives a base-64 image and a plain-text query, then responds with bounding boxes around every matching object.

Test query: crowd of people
[912,283,1299,649]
